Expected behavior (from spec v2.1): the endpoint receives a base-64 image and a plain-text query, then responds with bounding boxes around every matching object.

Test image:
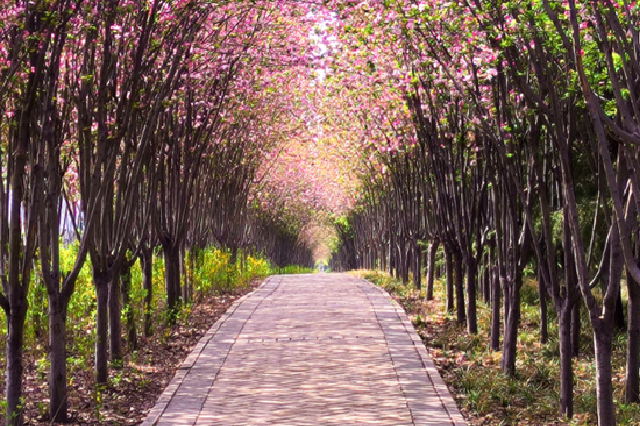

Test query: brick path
[141,274,467,426]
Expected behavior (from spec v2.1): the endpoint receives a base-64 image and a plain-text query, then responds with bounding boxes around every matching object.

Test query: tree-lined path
[141,274,465,426]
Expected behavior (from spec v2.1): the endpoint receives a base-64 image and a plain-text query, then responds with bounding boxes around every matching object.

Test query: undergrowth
[0,245,275,377]
[351,269,640,426]
[274,265,316,274]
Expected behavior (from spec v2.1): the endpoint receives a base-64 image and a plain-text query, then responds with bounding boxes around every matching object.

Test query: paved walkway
[141,274,466,426]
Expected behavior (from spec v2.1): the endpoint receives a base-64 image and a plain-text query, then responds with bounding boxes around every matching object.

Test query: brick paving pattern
[141,274,467,426]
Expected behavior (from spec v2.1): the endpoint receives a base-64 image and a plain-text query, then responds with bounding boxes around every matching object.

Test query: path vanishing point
[141,274,467,426]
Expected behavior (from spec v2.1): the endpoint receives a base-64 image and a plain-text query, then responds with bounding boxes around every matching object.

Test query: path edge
[139,276,272,426]
[362,279,468,426]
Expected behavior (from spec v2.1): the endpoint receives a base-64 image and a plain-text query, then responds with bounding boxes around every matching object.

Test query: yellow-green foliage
[191,248,271,296]
[351,269,414,297]
[276,265,316,274]
[8,244,273,366]
[248,256,272,278]
[60,243,96,357]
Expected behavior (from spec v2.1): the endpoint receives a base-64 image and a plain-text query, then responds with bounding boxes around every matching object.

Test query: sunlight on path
[141,274,465,426]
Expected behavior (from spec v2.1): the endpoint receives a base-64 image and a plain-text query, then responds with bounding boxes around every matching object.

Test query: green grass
[272,265,316,274]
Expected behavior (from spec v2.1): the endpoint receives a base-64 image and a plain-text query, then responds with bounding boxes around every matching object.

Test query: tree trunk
[94,275,109,384]
[48,293,68,422]
[228,245,238,291]
[490,266,500,351]
[563,209,579,360]
[571,299,580,358]
[189,248,197,301]
[140,248,153,337]
[163,243,180,323]
[32,280,44,343]
[426,240,439,301]
[6,305,27,426]
[594,329,616,426]
[559,304,573,419]
[389,237,395,276]
[466,257,478,334]
[108,274,122,362]
[454,251,465,324]
[538,266,548,345]
[483,255,491,304]
[502,274,520,376]
[393,244,400,280]
[413,243,422,290]
[404,245,411,284]
[400,242,409,284]
[445,247,454,312]
[615,286,626,331]
[121,266,136,351]
[179,244,189,303]
[626,267,640,403]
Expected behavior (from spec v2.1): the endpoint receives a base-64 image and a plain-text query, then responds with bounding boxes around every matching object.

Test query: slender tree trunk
[626,266,640,403]
[189,248,197,301]
[559,304,573,418]
[94,274,110,383]
[388,237,395,276]
[503,275,511,326]
[445,247,454,312]
[466,257,478,334]
[400,242,409,284]
[426,240,438,301]
[563,209,579,360]
[394,244,400,280]
[491,266,500,351]
[413,243,422,290]
[454,251,465,324]
[404,245,411,284]
[48,293,68,422]
[163,243,180,323]
[615,286,626,331]
[140,248,153,337]
[594,329,616,426]
[502,274,520,376]
[6,305,27,426]
[179,244,188,303]
[571,299,580,358]
[538,266,548,345]
[121,266,136,351]
[32,280,44,342]
[478,263,484,302]
[228,245,238,290]
[108,275,122,362]
[483,252,491,304]
[589,209,621,425]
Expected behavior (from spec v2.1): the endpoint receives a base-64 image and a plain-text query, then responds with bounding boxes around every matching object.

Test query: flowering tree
[327,1,640,424]
[4,0,640,424]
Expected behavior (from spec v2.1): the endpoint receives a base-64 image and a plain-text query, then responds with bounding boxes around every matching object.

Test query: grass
[273,265,316,274]
[351,269,640,426]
